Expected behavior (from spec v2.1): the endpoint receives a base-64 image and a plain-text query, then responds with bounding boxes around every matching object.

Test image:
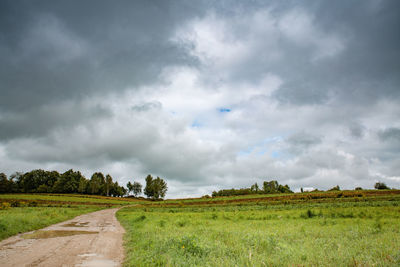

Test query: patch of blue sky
[218,108,231,113]
[237,136,284,158]
[191,119,202,128]
[238,147,253,156]
[271,151,280,158]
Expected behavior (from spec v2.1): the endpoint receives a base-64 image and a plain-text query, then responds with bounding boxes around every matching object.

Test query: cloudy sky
[1,0,399,198]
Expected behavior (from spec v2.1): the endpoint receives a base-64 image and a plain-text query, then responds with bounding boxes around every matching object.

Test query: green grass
[0,206,102,241]
[117,200,400,266]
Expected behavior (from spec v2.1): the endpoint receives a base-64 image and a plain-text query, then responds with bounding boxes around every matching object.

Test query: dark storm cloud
[378,128,400,143]
[286,132,321,154]
[0,0,201,112]
[272,0,400,105]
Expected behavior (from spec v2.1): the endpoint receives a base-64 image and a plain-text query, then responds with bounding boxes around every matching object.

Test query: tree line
[0,170,169,199]
[211,180,394,197]
[0,169,127,196]
[211,180,292,197]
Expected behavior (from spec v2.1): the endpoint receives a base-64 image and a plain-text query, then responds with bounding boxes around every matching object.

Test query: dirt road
[0,208,125,267]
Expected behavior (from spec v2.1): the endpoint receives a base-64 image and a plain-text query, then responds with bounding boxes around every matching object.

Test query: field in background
[118,190,400,266]
[0,193,147,206]
[0,193,148,241]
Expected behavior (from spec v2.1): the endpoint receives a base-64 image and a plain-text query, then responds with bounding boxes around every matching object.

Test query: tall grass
[117,200,400,266]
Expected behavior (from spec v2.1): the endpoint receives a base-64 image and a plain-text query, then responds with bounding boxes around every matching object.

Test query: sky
[0,0,399,198]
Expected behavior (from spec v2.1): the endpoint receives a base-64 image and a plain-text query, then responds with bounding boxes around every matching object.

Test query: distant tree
[301,187,304,193]
[53,170,82,193]
[8,172,22,193]
[110,181,126,197]
[250,183,259,193]
[126,181,133,195]
[328,185,340,191]
[144,175,154,198]
[0,173,9,193]
[144,175,167,200]
[374,182,389,190]
[132,182,142,197]
[263,180,279,194]
[89,172,105,195]
[78,177,89,194]
[355,187,363,190]
[278,184,293,193]
[105,174,113,196]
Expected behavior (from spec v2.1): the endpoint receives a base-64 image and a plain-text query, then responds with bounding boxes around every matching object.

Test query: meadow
[118,192,400,267]
[0,193,145,241]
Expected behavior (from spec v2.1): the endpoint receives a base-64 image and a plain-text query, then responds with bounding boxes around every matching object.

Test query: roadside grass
[117,198,400,266]
[0,205,102,241]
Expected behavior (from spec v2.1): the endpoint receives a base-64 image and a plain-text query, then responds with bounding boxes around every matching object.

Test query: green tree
[52,170,82,193]
[328,185,340,191]
[105,174,113,196]
[89,172,105,195]
[374,182,389,190]
[0,173,9,193]
[9,172,22,193]
[132,181,142,197]
[144,175,167,200]
[126,181,133,195]
[250,183,259,193]
[144,175,154,198]
[263,180,279,193]
[78,177,89,194]
[278,184,293,193]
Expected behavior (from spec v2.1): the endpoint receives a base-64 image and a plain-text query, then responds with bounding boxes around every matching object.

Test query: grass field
[0,193,147,241]
[117,192,400,266]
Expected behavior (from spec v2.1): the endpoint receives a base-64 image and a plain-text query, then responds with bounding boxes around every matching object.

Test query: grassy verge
[117,199,400,266]
[0,205,103,241]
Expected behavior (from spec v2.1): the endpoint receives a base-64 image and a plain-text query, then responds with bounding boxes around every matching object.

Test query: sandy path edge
[0,208,125,267]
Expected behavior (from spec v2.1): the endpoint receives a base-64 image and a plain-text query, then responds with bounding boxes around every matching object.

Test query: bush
[0,202,11,210]
[178,236,209,257]
[28,201,38,207]
[134,215,146,222]
[374,182,389,190]
[301,209,316,218]
[10,201,21,207]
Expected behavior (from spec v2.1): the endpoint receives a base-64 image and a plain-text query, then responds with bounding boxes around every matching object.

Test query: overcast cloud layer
[1,0,399,198]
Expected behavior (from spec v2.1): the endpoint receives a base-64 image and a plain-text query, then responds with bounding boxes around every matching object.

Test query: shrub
[301,209,316,218]
[158,220,166,227]
[10,201,21,207]
[0,202,11,210]
[177,220,187,227]
[374,182,389,190]
[134,215,146,222]
[28,201,38,207]
[178,236,209,257]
